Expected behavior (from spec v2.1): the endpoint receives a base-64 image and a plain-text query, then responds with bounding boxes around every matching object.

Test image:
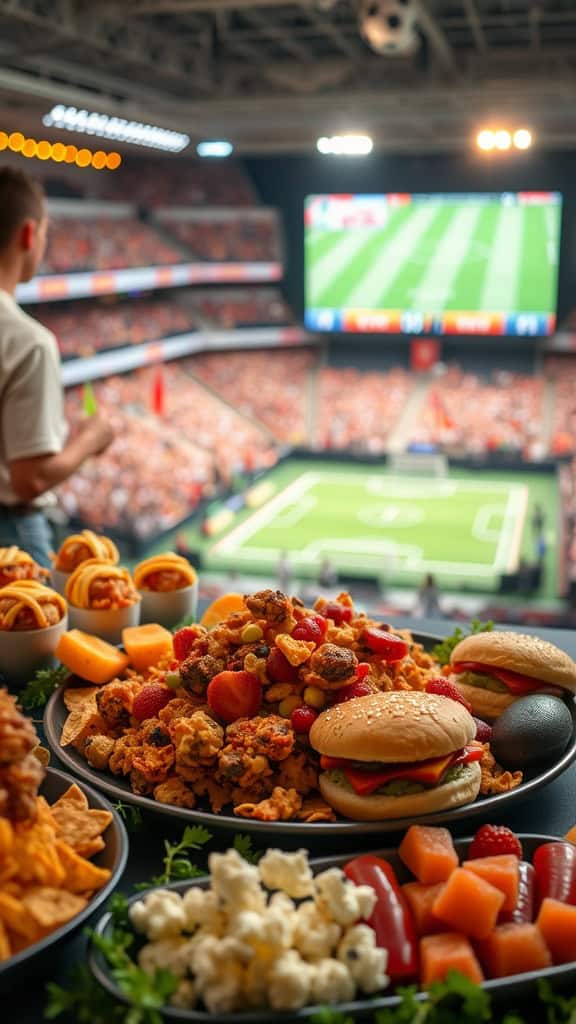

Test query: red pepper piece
[499,861,536,924]
[344,854,418,982]
[533,842,576,910]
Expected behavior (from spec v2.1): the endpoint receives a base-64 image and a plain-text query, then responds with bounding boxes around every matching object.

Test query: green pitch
[305,200,561,315]
[168,461,558,596]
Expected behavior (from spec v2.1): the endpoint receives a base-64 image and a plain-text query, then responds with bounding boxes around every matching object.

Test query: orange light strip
[0,131,122,170]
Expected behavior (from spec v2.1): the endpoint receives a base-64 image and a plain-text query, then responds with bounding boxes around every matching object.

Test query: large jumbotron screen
[304,191,562,337]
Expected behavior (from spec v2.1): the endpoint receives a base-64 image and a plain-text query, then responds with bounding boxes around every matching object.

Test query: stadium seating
[42,217,183,274]
[164,217,280,263]
[408,366,545,459]
[316,367,414,453]
[548,358,576,456]
[192,348,316,443]
[59,363,278,538]
[37,299,196,359]
[192,287,292,328]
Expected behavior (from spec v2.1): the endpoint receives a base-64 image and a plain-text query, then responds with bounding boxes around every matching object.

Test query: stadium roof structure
[0,0,576,154]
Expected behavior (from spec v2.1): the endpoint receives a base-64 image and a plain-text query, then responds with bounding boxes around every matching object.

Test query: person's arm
[3,337,114,504]
[9,414,114,502]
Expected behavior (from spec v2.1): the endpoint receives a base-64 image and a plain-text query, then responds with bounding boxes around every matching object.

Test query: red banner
[410,339,440,371]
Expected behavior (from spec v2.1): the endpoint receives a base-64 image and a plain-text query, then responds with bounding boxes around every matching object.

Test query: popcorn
[229,904,294,955]
[170,979,197,1010]
[310,957,356,1003]
[268,950,315,1010]
[337,924,389,994]
[293,899,342,960]
[208,848,266,914]
[259,848,315,899]
[129,889,186,940]
[315,867,377,926]
[138,936,192,978]
[182,887,223,934]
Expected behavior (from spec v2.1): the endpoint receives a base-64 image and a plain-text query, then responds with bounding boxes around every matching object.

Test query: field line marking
[209,472,319,555]
[493,485,528,572]
[472,505,505,542]
[505,484,529,572]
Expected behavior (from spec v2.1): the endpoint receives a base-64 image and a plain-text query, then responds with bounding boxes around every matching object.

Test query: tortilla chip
[12,822,65,887]
[0,919,11,961]
[60,695,101,747]
[63,687,99,711]
[22,887,86,930]
[75,836,105,858]
[50,803,112,856]
[0,892,40,942]
[0,859,18,885]
[296,797,337,823]
[55,841,111,893]
[32,745,51,767]
[51,784,89,811]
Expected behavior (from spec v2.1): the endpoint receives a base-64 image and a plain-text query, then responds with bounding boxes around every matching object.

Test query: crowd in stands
[192,288,292,328]
[316,367,414,453]
[192,348,316,444]
[42,218,182,274]
[37,299,196,359]
[165,217,280,263]
[100,160,255,207]
[408,367,545,459]
[59,363,278,538]
[547,357,576,456]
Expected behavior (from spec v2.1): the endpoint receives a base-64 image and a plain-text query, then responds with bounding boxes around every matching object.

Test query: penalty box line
[210,472,320,556]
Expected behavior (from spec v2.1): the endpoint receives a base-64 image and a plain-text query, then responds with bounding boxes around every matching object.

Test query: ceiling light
[494,130,512,150]
[42,105,190,153]
[476,129,495,151]
[316,134,373,156]
[196,140,234,158]
[513,129,532,150]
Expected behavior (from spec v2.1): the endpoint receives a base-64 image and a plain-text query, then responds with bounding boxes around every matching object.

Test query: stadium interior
[1,0,576,627]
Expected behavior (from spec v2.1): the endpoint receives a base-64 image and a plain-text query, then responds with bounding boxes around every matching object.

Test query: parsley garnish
[233,832,262,865]
[19,664,69,712]
[432,619,494,667]
[135,824,212,890]
[114,801,144,833]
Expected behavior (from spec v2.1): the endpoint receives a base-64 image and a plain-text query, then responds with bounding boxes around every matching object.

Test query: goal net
[389,453,448,477]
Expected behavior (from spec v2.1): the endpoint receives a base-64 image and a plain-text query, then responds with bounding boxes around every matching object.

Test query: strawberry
[266,647,299,684]
[426,676,473,713]
[334,680,373,702]
[473,716,492,743]
[173,626,201,662]
[468,824,523,860]
[207,670,262,723]
[290,706,318,734]
[132,684,172,722]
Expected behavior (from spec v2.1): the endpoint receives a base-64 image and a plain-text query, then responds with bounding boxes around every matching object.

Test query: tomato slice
[452,661,544,695]
[344,854,418,982]
[343,752,455,796]
[362,627,409,662]
[207,670,262,723]
[451,743,484,766]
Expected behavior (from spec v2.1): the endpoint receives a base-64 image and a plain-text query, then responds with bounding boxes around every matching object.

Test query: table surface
[9,617,576,1021]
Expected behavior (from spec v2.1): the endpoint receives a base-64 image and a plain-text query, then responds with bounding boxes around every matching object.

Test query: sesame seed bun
[319,761,481,821]
[309,690,476,763]
[449,681,516,721]
[450,631,576,693]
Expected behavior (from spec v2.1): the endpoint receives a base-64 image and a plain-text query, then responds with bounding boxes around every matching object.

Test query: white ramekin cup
[0,613,69,688]
[67,601,141,644]
[138,580,198,629]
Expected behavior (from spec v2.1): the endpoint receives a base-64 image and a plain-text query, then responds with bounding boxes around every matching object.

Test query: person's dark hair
[0,166,44,251]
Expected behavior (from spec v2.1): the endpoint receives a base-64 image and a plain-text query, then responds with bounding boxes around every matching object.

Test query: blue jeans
[0,510,54,568]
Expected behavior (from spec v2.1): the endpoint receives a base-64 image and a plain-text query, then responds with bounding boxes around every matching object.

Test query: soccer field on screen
[198,461,559,595]
[305,196,561,318]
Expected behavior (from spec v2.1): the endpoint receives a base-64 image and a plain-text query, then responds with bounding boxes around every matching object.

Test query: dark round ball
[491,694,574,772]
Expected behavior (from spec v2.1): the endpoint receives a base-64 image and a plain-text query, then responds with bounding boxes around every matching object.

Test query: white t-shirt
[0,290,67,506]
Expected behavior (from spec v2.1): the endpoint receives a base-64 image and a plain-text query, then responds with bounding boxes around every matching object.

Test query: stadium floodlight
[42,105,190,153]
[513,129,532,150]
[316,134,373,156]
[494,129,512,151]
[196,140,234,158]
[476,130,495,151]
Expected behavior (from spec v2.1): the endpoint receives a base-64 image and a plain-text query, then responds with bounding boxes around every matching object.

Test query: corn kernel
[241,622,263,643]
[303,685,325,709]
[278,695,301,718]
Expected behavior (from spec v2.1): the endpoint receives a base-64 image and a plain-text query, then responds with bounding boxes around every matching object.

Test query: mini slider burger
[449,631,576,720]
[309,690,482,821]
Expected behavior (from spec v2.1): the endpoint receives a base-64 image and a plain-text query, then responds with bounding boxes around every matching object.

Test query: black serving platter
[90,833,576,1022]
[0,766,128,990]
[44,633,576,835]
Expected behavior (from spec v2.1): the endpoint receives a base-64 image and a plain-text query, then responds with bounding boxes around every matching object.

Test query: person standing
[416,573,442,618]
[0,167,114,566]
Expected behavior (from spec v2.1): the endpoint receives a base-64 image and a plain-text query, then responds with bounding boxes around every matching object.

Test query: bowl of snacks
[64,560,140,644]
[51,530,119,596]
[0,690,128,988]
[0,545,49,587]
[90,824,576,1019]
[0,580,68,686]
[134,553,198,629]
